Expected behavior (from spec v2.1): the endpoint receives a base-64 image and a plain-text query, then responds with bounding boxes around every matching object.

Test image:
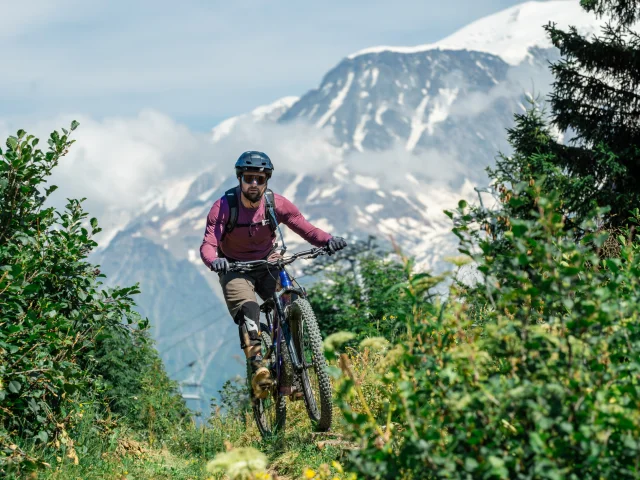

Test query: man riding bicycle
[199,151,347,397]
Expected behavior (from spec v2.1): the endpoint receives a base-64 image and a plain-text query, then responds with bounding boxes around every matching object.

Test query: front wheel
[288,298,333,431]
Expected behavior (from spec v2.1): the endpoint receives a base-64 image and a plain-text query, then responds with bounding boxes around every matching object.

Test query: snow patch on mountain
[406,95,431,151]
[365,204,384,214]
[354,175,380,190]
[211,96,299,143]
[319,185,341,199]
[198,187,217,202]
[143,176,196,214]
[427,88,459,134]
[251,96,299,121]
[353,112,371,152]
[316,71,355,128]
[211,117,239,143]
[375,105,388,125]
[348,1,606,65]
[282,174,305,203]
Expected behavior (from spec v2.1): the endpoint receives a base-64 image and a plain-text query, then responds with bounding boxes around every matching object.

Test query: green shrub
[0,125,186,475]
[338,190,640,479]
[308,254,433,343]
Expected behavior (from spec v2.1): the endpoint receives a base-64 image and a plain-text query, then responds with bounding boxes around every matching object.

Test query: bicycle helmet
[235,151,274,178]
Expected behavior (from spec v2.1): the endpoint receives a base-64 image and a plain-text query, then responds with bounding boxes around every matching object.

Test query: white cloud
[1,110,215,238]
[1,47,506,246]
[210,115,344,175]
[0,103,489,239]
[53,111,210,200]
[346,143,485,192]
[0,106,348,242]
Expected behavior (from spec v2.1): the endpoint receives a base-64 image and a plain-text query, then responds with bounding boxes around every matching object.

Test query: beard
[242,186,264,203]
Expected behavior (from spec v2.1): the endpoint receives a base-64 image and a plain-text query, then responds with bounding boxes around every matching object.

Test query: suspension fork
[268,295,283,384]
[273,292,304,372]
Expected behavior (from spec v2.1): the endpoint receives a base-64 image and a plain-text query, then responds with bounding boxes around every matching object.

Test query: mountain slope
[280,49,513,158]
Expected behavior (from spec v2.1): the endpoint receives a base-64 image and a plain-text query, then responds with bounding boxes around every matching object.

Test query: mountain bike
[227,246,333,437]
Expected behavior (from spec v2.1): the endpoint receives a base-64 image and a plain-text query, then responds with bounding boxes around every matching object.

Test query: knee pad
[235,301,261,349]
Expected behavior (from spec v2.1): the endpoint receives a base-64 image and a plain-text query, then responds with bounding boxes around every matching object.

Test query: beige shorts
[219,268,278,321]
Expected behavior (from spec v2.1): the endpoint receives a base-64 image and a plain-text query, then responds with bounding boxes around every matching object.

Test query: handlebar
[227,246,330,273]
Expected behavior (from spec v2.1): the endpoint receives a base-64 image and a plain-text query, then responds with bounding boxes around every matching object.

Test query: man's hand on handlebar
[326,236,347,255]
[210,258,230,274]
[267,251,283,262]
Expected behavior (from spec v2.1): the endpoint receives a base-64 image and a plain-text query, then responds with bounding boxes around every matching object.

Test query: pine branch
[546,24,640,86]
[580,0,640,28]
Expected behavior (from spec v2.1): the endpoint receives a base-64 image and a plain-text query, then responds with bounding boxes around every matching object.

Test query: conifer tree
[544,0,640,225]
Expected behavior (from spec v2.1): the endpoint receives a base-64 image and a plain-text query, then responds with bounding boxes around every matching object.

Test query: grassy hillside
[28,348,382,480]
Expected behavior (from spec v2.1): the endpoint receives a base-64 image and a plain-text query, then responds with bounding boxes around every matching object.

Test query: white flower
[206,447,269,480]
[323,331,356,352]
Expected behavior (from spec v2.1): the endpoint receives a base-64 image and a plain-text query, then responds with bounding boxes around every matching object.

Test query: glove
[327,236,347,254]
[210,258,230,274]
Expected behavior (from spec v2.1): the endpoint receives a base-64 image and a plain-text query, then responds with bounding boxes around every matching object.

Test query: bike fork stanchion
[281,320,303,370]
[273,310,282,388]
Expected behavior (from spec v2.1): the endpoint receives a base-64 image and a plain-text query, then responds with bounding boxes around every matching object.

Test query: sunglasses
[241,174,267,186]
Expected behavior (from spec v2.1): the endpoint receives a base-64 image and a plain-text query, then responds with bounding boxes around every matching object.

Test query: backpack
[221,187,279,240]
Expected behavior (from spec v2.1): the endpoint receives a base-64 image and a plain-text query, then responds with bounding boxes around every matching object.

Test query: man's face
[239,171,268,203]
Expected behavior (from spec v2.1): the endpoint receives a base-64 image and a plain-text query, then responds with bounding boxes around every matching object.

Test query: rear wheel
[288,298,333,431]
[248,330,286,438]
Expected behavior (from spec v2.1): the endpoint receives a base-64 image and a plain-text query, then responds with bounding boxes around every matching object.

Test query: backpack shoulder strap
[264,189,278,233]
[222,187,239,240]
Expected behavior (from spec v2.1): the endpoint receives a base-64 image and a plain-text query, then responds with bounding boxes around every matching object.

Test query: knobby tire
[289,298,333,431]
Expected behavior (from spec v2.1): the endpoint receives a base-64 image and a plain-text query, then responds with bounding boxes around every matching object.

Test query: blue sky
[3,0,525,131]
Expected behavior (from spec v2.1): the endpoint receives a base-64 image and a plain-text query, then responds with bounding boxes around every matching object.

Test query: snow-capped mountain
[95,0,605,413]
[349,0,606,65]
[279,0,606,156]
[280,48,516,158]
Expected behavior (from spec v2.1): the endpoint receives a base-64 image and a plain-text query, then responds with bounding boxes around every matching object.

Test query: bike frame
[262,266,308,394]
[228,247,327,395]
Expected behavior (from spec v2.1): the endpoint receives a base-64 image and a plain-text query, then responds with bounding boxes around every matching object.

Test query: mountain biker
[199,151,347,398]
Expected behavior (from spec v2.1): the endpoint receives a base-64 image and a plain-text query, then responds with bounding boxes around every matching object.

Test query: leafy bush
[337,189,640,479]
[94,325,188,440]
[0,125,186,474]
[308,254,439,343]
